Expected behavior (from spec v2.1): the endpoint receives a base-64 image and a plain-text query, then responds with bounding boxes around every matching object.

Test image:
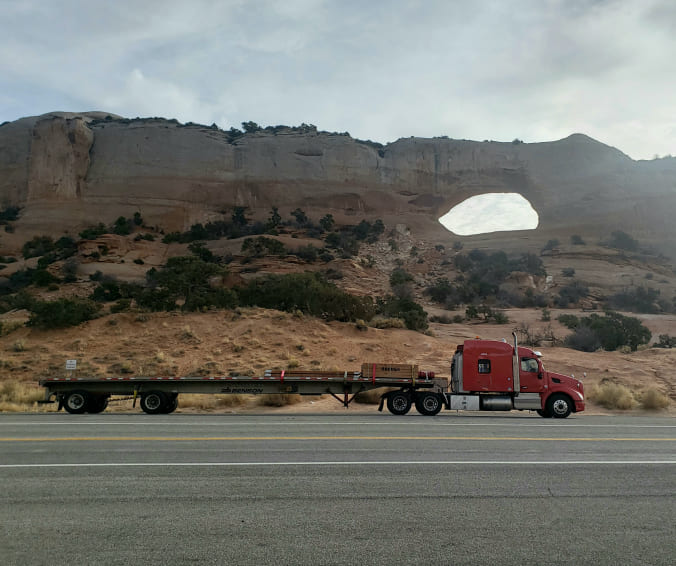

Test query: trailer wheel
[415,392,443,416]
[386,392,412,415]
[63,391,89,414]
[160,395,178,414]
[536,409,551,418]
[86,395,109,414]
[140,391,167,415]
[547,394,572,419]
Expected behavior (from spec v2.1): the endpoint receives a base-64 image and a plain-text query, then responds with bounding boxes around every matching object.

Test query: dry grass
[354,387,394,405]
[0,380,45,411]
[177,393,251,410]
[586,381,637,410]
[639,388,670,411]
[258,394,302,407]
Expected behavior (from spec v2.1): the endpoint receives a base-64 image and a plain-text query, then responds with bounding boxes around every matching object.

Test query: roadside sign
[65,360,77,371]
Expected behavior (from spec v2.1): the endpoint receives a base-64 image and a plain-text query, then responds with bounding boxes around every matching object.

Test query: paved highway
[1,412,675,565]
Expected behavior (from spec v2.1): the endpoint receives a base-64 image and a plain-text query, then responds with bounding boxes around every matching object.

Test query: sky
[1,0,674,161]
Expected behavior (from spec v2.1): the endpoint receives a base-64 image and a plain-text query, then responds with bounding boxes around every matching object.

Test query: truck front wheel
[386,392,412,415]
[547,394,572,418]
[140,391,168,415]
[415,392,443,416]
[536,409,551,418]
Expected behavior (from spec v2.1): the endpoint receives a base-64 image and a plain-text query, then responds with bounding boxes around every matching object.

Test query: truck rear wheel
[86,395,109,414]
[547,394,572,419]
[415,392,442,416]
[386,392,412,415]
[140,391,168,415]
[160,394,178,414]
[63,391,89,414]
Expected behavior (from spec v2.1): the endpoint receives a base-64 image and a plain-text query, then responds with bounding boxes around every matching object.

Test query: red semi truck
[39,334,584,418]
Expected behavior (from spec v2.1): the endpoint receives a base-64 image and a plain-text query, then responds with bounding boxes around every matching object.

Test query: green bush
[28,298,101,329]
[241,236,285,257]
[22,236,55,259]
[238,272,373,323]
[608,286,666,314]
[606,230,639,252]
[376,296,428,331]
[564,311,651,352]
[389,268,414,287]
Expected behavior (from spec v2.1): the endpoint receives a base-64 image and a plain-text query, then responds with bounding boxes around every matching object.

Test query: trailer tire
[547,394,572,419]
[160,395,178,414]
[386,392,412,415]
[86,395,108,414]
[415,392,443,416]
[140,391,168,415]
[63,391,89,414]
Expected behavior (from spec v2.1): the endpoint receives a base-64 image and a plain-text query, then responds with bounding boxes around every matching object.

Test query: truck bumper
[575,400,585,413]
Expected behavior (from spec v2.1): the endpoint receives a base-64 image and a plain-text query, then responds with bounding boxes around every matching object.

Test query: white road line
[1,460,675,469]
[1,421,675,428]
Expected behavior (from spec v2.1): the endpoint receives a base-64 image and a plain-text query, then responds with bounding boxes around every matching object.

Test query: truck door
[519,357,544,393]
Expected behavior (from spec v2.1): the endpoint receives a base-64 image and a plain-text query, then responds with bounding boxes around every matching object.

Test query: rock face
[1,112,675,255]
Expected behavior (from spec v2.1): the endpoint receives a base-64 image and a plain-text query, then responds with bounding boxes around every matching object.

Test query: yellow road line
[0,436,675,442]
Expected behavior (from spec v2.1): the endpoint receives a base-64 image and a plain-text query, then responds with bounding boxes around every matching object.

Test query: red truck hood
[547,371,584,397]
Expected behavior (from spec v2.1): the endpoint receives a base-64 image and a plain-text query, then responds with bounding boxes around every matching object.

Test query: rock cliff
[1,112,675,256]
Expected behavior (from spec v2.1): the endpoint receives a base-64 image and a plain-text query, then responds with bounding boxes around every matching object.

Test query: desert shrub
[389,268,414,287]
[542,239,559,252]
[564,326,601,352]
[556,282,589,307]
[22,236,55,258]
[654,334,676,348]
[587,381,636,410]
[561,267,575,277]
[241,236,286,257]
[429,314,454,324]
[239,272,374,322]
[0,206,20,223]
[571,234,585,245]
[607,286,663,314]
[376,296,428,331]
[639,388,670,410]
[605,230,639,252]
[110,298,132,313]
[28,298,101,329]
[292,245,321,262]
[79,223,108,240]
[563,311,651,352]
[557,314,580,328]
[371,317,406,329]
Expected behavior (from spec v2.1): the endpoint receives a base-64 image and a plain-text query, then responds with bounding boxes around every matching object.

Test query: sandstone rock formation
[1,112,675,256]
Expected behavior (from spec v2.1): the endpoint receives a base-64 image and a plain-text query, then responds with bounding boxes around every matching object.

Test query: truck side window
[520,358,538,372]
[478,359,491,374]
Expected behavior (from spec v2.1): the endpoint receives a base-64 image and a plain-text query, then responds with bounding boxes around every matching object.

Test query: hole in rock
[439,193,539,236]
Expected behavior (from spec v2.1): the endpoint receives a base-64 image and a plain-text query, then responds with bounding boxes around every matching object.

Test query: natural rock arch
[438,193,539,236]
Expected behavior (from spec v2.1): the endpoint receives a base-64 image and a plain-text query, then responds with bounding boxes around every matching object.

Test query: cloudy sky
[1,0,674,160]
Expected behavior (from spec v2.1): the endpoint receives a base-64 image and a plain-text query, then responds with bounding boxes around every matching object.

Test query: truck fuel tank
[479,395,513,411]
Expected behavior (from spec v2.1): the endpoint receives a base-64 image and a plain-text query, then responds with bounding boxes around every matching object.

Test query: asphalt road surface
[1,412,675,565]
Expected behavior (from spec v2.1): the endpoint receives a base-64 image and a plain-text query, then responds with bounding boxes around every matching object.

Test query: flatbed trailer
[39,365,450,416]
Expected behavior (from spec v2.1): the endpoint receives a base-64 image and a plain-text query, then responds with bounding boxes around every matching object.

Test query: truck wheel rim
[145,395,162,410]
[423,397,439,411]
[393,396,408,411]
[552,399,568,415]
[68,394,85,410]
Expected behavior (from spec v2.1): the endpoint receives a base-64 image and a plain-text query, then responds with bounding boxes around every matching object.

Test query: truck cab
[450,337,584,418]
